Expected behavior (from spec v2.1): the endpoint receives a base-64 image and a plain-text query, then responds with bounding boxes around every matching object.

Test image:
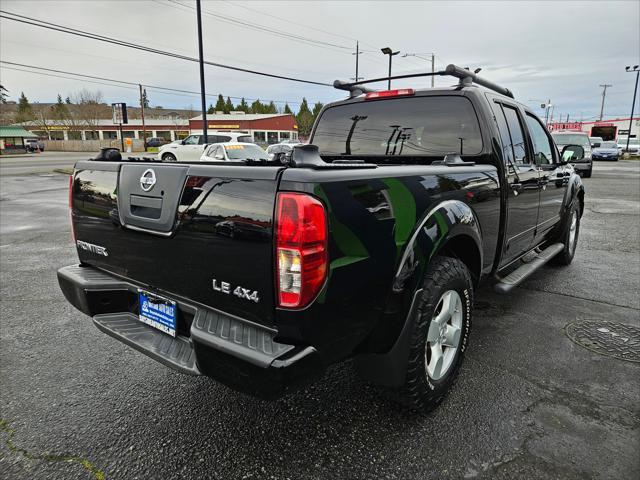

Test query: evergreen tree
[16,92,34,122]
[142,89,150,108]
[283,103,293,114]
[250,99,265,114]
[0,84,8,104]
[65,96,71,104]
[51,94,69,119]
[214,94,226,113]
[207,103,215,114]
[296,98,314,137]
[266,101,278,114]
[237,98,250,113]
[312,102,324,118]
[224,97,234,113]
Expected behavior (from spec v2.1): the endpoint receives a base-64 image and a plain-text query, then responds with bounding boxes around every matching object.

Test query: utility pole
[139,84,147,151]
[351,41,363,82]
[196,0,208,141]
[624,65,639,153]
[598,84,612,121]
[544,99,552,125]
[403,53,435,87]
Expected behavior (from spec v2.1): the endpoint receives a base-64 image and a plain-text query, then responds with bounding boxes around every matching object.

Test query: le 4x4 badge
[212,279,260,303]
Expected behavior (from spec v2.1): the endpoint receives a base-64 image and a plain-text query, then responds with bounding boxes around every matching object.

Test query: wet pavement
[1,161,638,479]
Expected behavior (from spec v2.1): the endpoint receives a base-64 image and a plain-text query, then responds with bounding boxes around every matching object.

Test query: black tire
[162,153,177,162]
[552,201,581,266]
[583,168,592,178]
[385,256,473,412]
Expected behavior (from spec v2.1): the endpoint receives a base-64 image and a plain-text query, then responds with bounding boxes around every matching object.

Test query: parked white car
[158,132,254,162]
[617,137,639,154]
[265,142,304,160]
[200,142,269,162]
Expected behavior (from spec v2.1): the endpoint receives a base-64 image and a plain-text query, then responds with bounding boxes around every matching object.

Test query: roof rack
[334,63,514,99]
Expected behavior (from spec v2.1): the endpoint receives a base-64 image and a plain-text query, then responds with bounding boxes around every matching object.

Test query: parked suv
[552,131,592,177]
[25,138,45,152]
[157,132,254,161]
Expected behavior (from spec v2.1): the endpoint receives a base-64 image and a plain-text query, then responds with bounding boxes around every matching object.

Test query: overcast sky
[1,0,639,120]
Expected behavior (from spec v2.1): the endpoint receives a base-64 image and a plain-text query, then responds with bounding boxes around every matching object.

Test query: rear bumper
[570,161,592,172]
[57,264,323,399]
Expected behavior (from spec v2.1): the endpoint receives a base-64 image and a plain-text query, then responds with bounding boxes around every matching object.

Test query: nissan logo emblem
[140,169,156,192]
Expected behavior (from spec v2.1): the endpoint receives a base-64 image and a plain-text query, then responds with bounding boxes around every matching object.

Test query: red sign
[547,122,583,132]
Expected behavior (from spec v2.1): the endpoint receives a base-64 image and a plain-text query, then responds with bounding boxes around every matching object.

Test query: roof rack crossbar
[333,64,514,99]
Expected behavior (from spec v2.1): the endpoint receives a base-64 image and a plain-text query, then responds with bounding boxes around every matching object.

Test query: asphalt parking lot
[1,160,638,479]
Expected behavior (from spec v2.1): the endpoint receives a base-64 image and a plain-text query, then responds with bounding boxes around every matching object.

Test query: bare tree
[72,89,106,129]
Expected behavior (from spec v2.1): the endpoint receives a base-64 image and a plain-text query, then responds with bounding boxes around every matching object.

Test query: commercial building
[0,126,37,154]
[17,112,299,145]
[20,118,190,142]
[547,117,639,141]
[188,112,299,144]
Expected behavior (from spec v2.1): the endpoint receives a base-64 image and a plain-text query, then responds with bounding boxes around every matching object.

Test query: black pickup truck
[58,65,585,411]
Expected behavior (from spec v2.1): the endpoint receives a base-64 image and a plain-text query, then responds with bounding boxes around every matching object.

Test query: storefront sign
[208,124,240,129]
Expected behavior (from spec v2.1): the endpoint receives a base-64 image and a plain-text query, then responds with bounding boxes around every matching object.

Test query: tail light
[69,174,76,242]
[275,192,328,309]
[365,88,415,100]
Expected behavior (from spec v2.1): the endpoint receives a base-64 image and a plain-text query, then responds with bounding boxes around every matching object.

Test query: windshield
[600,141,617,148]
[224,144,269,160]
[312,96,483,157]
[552,134,589,146]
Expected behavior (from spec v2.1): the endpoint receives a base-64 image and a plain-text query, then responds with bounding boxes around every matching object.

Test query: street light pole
[598,83,612,121]
[625,65,639,153]
[381,47,400,89]
[196,0,208,142]
[402,53,435,87]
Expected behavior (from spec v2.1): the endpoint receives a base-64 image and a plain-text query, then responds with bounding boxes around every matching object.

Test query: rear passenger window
[525,114,555,165]
[502,106,528,164]
[491,102,517,168]
[218,135,231,143]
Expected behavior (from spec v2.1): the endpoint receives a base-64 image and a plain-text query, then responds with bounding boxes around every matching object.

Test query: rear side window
[501,106,528,164]
[312,96,483,157]
[526,113,555,165]
[237,135,254,143]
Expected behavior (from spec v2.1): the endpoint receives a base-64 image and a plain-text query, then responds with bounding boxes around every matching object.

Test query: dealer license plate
[138,290,177,337]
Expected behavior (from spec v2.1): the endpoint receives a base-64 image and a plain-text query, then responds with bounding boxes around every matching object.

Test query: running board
[494,243,564,294]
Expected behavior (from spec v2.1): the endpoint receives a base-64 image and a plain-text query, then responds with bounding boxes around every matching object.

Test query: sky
[1,0,639,121]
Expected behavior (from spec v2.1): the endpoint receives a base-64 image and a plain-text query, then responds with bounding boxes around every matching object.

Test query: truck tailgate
[71,161,283,327]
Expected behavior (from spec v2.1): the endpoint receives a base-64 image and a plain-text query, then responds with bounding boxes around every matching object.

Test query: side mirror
[560,144,585,164]
[592,143,601,148]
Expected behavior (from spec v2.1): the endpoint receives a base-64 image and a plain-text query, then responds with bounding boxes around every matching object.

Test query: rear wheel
[553,202,581,265]
[162,153,177,162]
[583,167,592,178]
[385,256,473,412]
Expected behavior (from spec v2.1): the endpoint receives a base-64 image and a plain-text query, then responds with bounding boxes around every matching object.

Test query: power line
[0,61,310,105]
[219,0,360,43]
[161,0,351,52]
[0,10,332,87]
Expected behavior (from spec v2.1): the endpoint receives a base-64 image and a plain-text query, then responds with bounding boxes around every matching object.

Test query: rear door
[525,113,567,241]
[72,162,283,326]
[490,100,541,265]
[179,135,202,161]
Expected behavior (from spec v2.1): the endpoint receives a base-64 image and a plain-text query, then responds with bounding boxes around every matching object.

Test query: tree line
[207,94,324,136]
[4,88,326,137]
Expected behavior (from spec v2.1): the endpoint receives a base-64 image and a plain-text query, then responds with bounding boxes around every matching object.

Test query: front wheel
[553,202,581,265]
[162,153,177,162]
[385,256,473,412]
[583,167,592,178]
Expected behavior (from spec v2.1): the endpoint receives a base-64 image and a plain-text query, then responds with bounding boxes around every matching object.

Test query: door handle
[510,183,522,196]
